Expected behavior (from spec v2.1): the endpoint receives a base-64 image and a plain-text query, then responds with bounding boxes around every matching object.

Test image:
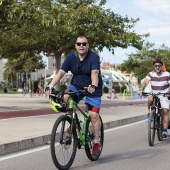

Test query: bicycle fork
[64,112,82,145]
[150,105,161,129]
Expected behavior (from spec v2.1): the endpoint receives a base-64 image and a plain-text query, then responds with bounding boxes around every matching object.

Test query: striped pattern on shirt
[146,71,170,93]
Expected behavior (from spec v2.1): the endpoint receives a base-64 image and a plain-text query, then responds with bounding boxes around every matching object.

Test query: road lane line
[0,120,144,161]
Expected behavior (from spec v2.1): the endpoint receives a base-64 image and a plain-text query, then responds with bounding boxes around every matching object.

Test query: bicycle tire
[157,114,163,141]
[50,115,77,170]
[85,115,104,161]
[148,110,156,146]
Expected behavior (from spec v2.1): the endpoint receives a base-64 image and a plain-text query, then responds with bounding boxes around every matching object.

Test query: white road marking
[0,120,144,161]
[105,120,144,132]
[0,145,50,161]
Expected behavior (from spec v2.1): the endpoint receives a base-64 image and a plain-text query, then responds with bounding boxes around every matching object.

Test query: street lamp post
[129,80,132,98]
[44,66,46,90]
[44,56,48,90]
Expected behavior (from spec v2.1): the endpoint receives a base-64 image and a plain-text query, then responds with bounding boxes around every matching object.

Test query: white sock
[94,140,100,144]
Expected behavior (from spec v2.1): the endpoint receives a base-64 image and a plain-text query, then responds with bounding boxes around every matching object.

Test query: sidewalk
[0,93,147,155]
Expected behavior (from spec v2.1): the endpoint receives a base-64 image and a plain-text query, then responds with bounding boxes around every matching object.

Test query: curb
[0,114,145,156]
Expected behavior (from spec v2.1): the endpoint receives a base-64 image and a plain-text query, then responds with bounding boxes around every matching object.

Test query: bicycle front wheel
[85,115,104,161]
[157,114,163,141]
[50,115,77,170]
[148,110,156,146]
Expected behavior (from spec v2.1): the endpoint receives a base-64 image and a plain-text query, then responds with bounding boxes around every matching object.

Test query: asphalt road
[1,121,170,170]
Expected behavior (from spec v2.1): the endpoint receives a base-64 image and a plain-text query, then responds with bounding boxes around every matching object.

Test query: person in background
[138,58,170,138]
[38,74,44,96]
[107,81,117,99]
[22,81,27,96]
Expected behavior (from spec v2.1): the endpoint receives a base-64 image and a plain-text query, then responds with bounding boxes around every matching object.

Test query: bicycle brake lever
[51,89,60,95]
[82,90,89,95]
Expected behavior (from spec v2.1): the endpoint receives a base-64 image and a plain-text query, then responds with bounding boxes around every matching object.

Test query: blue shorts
[67,85,101,113]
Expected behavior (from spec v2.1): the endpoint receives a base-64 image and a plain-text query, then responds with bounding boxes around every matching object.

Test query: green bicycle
[49,89,104,170]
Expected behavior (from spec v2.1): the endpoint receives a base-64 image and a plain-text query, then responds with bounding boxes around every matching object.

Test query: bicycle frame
[68,98,90,146]
[150,95,162,123]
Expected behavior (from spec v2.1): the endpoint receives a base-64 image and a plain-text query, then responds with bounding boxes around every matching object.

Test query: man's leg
[162,108,169,138]
[160,97,169,138]
[146,96,153,122]
[162,108,169,129]
[89,111,101,141]
[85,97,102,155]
[107,93,111,99]
[148,96,153,111]
[89,110,102,155]
[63,86,81,114]
[113,91,117,98]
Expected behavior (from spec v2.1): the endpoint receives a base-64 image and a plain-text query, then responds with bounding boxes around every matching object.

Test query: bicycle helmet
[153,58,163,65]
[49,95,66,112]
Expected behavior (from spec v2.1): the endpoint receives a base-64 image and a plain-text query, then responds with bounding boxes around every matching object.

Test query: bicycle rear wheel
[50,115,77,170]
[148,110,156,146]
[157,114,163,141]
[85,115,104,161]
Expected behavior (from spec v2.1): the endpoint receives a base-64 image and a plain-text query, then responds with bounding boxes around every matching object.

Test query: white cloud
[132,0,170,15]
[148,27,170,36]
[100,0,170,64]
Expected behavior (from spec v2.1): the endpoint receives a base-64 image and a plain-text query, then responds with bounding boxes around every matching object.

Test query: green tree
[3,52,45,89]
[0,0,149,89]
[118,42,170,82]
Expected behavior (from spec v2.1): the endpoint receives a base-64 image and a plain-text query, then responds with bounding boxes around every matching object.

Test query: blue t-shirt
[61,50,103,97]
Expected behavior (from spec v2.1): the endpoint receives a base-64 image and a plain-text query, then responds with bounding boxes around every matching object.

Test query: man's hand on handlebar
[84,85,97,94]
[138,88,143,96]
[45,85,55,95]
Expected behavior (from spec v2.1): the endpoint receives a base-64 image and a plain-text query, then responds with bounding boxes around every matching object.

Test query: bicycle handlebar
[142,92,170,97]
[51,89,88,95]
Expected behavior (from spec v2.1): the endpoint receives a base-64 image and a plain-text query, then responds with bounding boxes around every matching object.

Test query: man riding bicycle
[46,35,103,155]
[138,58,170,138]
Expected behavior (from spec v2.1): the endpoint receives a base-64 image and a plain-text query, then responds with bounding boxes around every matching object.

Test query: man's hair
[76,35,88,42]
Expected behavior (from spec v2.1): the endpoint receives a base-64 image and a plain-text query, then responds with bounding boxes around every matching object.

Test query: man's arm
[140,78,150,91]
[91,69,99,87]
[86,69,99,93]
[138,78,150,95]
[49,69,66,88]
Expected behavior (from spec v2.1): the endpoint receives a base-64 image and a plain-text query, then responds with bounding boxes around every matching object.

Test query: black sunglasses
[154,64,162,68]
[76,42,87,46]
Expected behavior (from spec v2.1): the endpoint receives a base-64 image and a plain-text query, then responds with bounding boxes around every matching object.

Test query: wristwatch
[89,85,97,90]
[48,84,54,90]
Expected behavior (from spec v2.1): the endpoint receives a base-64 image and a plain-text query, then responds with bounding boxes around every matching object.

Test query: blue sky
[99,0,170,64]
